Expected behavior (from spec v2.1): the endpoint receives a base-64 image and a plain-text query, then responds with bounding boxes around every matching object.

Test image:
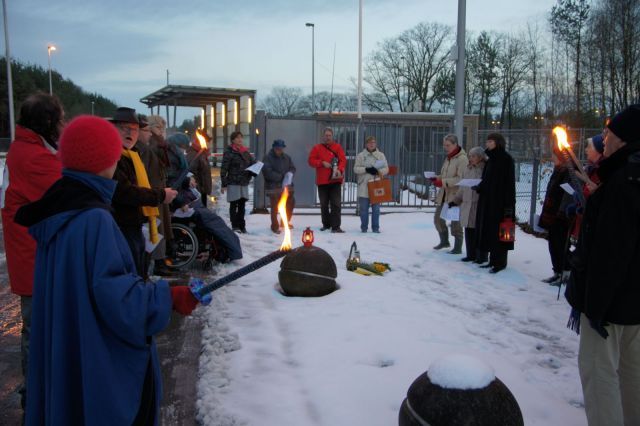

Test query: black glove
[448,202,457,208]
[471,185,480,193]
[365,167,378,175]
[247,171,258,177]
[589,318,609,339]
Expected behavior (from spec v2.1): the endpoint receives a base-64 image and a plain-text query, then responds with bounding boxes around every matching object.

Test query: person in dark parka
[14,116,203,426]
[186,135,213,207]
[220,131,256,233]
[473,132,516,273]
[565,104,640,426]
[262,139,296,233]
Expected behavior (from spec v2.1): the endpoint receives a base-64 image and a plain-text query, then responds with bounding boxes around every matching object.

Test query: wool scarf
[121,149,160,244]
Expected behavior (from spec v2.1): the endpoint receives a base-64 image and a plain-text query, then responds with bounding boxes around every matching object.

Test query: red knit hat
[59,115,122,174]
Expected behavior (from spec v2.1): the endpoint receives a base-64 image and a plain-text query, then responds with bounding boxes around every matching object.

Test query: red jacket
[1,125,62,295]
[308,142,347,185]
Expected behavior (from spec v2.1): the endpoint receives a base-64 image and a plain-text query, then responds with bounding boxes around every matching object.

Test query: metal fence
[477,128,601,225]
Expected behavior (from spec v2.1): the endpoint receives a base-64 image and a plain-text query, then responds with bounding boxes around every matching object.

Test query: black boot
[448,237,463,254]
[433,232,450,250]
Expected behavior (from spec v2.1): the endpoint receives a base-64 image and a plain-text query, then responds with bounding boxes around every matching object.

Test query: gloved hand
[365,167,378,175]
[448,202,458,208]
[589,318,610,339]
[430,178,443,188]
[471,185,480,193]
[247,171,258,178]
[170,286,199,316]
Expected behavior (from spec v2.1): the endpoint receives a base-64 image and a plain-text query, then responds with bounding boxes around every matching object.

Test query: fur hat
[59,116,122,174]
[607,104,640,144]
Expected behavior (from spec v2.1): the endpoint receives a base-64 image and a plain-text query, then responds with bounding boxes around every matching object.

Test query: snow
[195,195,586,426]
[427,354,495,390]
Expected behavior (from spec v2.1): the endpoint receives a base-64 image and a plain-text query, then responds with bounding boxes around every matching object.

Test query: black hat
[272,139,286,148]
[109,107,143,127]
[137,114,149,128]
[607,104,640,144]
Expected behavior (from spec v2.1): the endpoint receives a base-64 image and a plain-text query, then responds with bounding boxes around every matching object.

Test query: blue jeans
[359,197,380,232]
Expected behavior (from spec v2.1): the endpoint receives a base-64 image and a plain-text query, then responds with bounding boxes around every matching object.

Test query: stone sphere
[399,364,523,426]
[278,245,337,297]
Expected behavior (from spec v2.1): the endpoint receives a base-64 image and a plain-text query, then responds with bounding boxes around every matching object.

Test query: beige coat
[452,162,484,228]
[436,148,468,205]
[353,149,389,198]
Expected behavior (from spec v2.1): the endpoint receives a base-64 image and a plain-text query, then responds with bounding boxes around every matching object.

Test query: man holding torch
[565,104,640,426]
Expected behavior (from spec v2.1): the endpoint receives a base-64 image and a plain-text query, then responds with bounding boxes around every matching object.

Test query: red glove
[170,286,199,315]
[432,178,443,188]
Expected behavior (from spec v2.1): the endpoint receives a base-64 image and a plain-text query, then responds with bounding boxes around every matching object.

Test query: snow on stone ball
[427,354,495,390]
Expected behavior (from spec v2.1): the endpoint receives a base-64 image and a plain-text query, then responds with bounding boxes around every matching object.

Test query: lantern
[302,227,314,247]
[346,241,361,271]
[498,218,516,242]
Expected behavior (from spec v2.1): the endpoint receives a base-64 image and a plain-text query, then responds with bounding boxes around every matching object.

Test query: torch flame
[195,129,208,150]
[553,126,570,151]
[278,187,292,251]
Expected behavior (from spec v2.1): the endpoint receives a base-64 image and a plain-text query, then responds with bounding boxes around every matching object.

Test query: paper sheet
[142,221,164,254]
[246,161,264,175]
[374,160,386,169]
[560,183,575,195]
[173,207,195,218]
[282,171,294,187]
[533,214,547,233]
[439,203,460,222]
[457,178,482,187]
[424,171,436,179]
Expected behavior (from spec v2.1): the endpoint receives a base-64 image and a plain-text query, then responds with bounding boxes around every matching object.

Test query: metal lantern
[346,241,361,271]
[499,217,516,242]
[302,227,314,247]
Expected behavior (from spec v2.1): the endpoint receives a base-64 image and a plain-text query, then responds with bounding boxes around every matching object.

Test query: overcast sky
[7,0,556,122]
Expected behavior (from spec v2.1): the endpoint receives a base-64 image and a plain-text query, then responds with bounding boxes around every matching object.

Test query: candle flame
[278,187,292,251]
[195,129,208,150]
[553,126,571,151]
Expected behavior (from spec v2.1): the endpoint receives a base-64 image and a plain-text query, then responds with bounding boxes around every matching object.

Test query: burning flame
[278,187,292,251]
[553,126,570,151]
[195,129,208,150]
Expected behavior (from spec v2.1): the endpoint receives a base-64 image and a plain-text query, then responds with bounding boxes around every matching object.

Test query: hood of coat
[15,171,116,244]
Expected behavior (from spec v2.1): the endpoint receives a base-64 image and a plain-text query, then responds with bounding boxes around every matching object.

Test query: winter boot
[448,237,463,254]
[433,232,450,250]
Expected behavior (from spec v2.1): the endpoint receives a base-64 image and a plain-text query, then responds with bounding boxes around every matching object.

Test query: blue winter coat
[15,170,172,426]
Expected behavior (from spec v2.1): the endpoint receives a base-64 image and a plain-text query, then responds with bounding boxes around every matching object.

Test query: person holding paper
[110,108,177,279]
[220,131,256,233]
[473,132,515,273]
[262,139,296,234]
[308,127,347,233]
[449,146,487,262]
[538,146,575,284]
[429,134,468,253]
[354,136,389,233]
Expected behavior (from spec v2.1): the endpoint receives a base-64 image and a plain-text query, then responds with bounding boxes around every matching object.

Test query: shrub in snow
[399,354,523,426]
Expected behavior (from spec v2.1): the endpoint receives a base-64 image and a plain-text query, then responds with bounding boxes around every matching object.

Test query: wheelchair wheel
[168,223,199,270]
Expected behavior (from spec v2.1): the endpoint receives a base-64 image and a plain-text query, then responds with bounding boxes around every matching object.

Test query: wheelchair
[167,216,230,271]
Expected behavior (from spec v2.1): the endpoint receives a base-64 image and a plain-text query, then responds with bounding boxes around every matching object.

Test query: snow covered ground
[195,200,585,426]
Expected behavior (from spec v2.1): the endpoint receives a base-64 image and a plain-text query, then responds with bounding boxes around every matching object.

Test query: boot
[433,232,450,250]
[448,237,463,254]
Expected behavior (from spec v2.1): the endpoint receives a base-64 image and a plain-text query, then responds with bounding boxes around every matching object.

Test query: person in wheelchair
[171,174,243,265]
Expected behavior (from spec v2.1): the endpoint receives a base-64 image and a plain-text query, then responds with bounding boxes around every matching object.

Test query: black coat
[112,152,166,228]
[565,144,640,325]
[474,146,516,252]
[538,165,572,230]
[262,149,296,194]
[220,145,255,187]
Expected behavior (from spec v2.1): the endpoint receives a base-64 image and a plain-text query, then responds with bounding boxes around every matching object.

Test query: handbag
[367,175,393,204]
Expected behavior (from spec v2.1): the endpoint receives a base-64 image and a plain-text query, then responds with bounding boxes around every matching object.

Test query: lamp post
[305,22,315,113]
[91,101,95,115]
[47,44,56,95]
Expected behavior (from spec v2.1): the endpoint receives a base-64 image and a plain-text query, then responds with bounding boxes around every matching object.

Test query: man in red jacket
[1,92,64,410]
[308,127,347,233]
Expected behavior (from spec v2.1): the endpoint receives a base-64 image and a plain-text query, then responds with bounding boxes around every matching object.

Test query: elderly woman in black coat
[474,133,516,273]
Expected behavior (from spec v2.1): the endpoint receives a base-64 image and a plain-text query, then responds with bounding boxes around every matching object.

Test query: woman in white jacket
[354,136,389,233]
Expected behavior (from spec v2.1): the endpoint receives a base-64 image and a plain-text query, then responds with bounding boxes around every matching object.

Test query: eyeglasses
[117,123,139,133]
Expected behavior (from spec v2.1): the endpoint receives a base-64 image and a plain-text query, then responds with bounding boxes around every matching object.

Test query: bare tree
[497,33,531,129]
[262,87,304,117]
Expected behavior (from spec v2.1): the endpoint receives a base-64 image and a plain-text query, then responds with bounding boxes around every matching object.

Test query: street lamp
[47,44,56,95]
[305,22,315,113]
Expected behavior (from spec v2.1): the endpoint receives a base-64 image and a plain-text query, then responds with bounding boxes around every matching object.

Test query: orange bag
[367,176,393,204]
